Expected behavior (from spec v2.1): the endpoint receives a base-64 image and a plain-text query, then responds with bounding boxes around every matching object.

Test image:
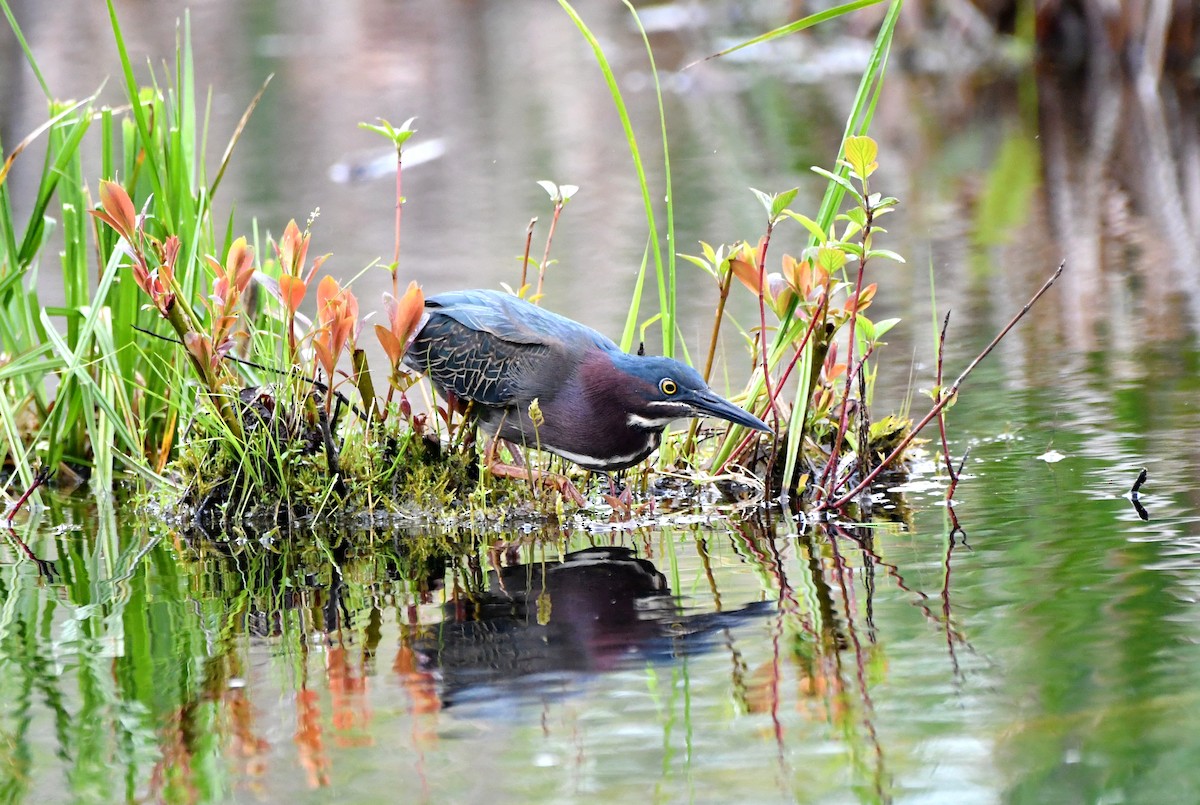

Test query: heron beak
[686,389,771,432]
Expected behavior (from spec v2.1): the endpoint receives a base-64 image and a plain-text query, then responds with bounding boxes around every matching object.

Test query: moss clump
[160,390,509,529]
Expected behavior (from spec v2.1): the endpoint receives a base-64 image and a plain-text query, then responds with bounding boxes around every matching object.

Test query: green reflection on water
[5,359,1200,804]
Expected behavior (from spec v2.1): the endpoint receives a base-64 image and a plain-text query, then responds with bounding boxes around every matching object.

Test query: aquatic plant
[0,0,1059,528]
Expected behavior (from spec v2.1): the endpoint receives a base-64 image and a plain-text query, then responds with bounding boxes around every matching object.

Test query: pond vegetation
[2,0,1200,802]
[1,0,1057,530]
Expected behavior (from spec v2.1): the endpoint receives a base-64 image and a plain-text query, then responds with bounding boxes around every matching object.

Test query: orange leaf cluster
[728,241,762,295]
[374,280,424,370]
[184,238,258,371]
[90,180,177,315]
[275,220,328,316]
[313,275,359,380]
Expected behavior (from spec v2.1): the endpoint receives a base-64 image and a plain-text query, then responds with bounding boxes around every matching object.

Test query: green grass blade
[17,101,94,266]
[691,0,886,65]
[105,0,169,227]
[0,0,50,98]
[712,0,902,472]
[620,243,651,353]
[557,0,671,355]
[624,1,676,357]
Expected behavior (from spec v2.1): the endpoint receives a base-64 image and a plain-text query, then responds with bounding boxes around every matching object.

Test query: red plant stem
[384,374,396,412]
[5,466,50,530]
[520,218,537,291]
[702,268,734,384]
[536,202,564,299]
[825,529,885,785]
[774,295,829,393]
[392,146,403,298]
[684,268,735,458]
[822,261,1064,511]
[755,229,780,426]
[818,207,873,498]
[825,343,879,495]
[722,425,762,473]
[717,309,825,472]
[934,310,960,499]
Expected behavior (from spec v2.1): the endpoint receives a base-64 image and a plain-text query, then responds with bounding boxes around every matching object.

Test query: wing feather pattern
[403,289,618,407]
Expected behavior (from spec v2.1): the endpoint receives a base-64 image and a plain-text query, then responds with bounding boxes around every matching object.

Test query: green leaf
[843,207,867,228]
[691,0,886,65]
[811,166,863,204]
[750,187,774,216]
[784,211,827,242]
[856,315,876,343]
[678,252,716,278]
[838,218,864,240]
[873,317,900,338]
[560,0,674,355]
[844,135,878,179]
[771,187,799,221]
[360,116,417,150]
[867,248,906,263]
[816,245,847,272]
[871,193,899,209]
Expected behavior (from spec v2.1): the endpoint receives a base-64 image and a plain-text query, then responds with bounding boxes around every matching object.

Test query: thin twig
[536,202,565,299]
[774,295,829,392]
[823,261,1065,511]
[755,232,781,424]
[828,343,877,497]
[935,310,958,498]
[392,143,404,298]
[5,466,51,530]
[684,268,735,458]
[819,205,873,498]
[755,230,785,498]
[132,325,367,420]
[520,218,537,291]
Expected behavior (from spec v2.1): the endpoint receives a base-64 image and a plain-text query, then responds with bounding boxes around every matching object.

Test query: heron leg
[484,460,588,507]
[482,435,528,471]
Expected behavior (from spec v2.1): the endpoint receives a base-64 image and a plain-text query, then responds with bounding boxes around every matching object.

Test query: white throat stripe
[627,413,677,429]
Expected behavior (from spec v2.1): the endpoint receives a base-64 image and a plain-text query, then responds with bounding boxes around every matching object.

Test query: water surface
[4,2,1200,802]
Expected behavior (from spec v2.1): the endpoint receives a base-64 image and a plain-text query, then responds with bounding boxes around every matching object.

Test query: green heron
[403,289,769,477]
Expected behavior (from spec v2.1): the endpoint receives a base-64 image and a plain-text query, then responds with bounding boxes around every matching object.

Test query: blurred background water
[4,1,1200,802]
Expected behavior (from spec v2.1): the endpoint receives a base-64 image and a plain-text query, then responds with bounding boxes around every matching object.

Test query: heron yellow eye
[659,378,677,395]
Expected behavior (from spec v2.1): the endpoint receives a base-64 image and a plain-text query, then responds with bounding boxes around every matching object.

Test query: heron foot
[485,461,588,507]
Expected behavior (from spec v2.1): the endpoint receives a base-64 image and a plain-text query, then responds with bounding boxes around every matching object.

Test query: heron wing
[404,290,615,407]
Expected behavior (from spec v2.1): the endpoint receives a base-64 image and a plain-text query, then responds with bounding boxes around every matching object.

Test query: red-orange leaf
[313,337,335,379]
[729,257,760,295]
[184,332,212,370]
[225,237,254,293]
[98,180,137,241]
[316,275,341,328]
[277,220,307,277]
[89,209,126,240]
[856,282,878,313]
[375,324,403,367]
[386,280,425,349]
[279,275,306,314]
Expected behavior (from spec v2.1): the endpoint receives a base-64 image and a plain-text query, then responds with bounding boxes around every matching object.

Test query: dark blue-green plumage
[404,289,769,471]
